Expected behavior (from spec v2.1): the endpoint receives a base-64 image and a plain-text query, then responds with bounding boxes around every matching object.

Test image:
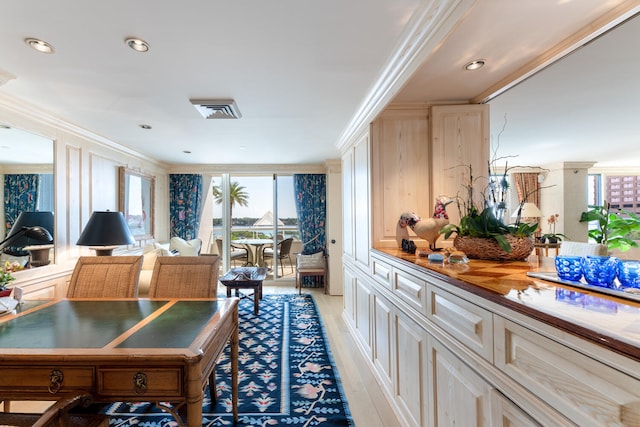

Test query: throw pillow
[169,237,202,256]
[152,242,171,252]
[297,251,325,269]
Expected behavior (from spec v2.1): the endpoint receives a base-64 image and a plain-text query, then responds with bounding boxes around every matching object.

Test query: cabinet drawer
[393,269,426,312]
[0,366,94,392]
[495,317,640,426]
[98,368,183,397]
[428,286,493,361]
[371,257,392,290]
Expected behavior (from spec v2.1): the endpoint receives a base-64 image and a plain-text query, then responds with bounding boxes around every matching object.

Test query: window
[606,175,640,215]
[206,174,299,279]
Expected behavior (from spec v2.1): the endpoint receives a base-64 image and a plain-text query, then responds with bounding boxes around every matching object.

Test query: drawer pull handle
[133,372,147,394]
[48,369,64,394]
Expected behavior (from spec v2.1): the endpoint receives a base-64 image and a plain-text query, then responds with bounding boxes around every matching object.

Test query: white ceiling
[0,1,639,167]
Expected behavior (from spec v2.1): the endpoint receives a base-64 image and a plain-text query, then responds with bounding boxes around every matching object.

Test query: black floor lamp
[76,211,135,255]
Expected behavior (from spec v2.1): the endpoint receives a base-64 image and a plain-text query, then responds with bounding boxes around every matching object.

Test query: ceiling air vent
[190,99,242,119]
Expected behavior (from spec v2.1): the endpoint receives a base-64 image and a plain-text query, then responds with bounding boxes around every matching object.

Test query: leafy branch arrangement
[440,115,546,253]
[440,163,539,253]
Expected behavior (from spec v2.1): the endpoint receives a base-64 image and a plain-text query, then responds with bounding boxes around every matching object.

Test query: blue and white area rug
[102,294,354,426]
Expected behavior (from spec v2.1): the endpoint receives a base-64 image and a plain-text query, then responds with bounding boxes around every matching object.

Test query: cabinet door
[431,104,489,228]
[394,309,429,427]
[353,133,371,268]
[342,148,354,258]
[430,338,493,427]
[373,291,394,392]
[490,390,541,427]
[355,275,372,356]
[342,265,356,327]
[371,106,430,247]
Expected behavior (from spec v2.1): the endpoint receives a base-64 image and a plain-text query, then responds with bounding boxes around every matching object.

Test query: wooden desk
[0,298,238,427]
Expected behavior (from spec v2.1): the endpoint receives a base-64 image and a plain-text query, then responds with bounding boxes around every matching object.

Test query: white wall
[0,93,168,292]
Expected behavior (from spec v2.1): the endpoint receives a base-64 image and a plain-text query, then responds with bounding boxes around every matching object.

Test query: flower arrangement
[440,161,539,254]
[440,117,544,257]
[541,213,567,242]
[0,260,24,291]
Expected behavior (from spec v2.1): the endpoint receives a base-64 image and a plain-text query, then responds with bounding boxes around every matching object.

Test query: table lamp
[512,202,542,221]
[76,211,135,255]
[1,211,54,266]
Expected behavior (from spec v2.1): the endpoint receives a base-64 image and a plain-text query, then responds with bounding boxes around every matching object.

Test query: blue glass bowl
[617,260,640,289]
[554,255,583,282]
[580,256,619,288]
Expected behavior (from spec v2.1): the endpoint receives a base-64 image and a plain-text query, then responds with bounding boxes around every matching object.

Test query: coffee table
[220,267,268,314]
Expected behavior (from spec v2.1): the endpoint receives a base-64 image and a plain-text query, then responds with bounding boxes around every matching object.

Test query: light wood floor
[3,282,401,427]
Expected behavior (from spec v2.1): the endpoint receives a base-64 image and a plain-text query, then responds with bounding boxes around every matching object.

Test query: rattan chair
[147,255,220,298]
[67,256,143,298]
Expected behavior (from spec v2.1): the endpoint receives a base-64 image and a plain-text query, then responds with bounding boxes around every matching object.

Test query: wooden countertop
[373,248,640,361]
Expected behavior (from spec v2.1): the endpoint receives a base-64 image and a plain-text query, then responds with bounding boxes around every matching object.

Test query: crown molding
[335,0,475,153]
[0,92,165,167]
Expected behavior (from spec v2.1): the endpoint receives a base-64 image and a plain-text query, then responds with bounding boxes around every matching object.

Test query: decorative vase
[453,235,534,261]
[0,289,11,297]
[581,256,618,288]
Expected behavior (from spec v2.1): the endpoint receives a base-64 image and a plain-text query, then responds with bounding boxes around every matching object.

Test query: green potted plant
[541,213,567,243]
[440,164,539,260]
[579,201,640,252]
[0,260,23,296]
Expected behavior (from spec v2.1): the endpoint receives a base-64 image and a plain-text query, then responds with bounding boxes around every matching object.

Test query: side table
[534,241,561,257]
[220,267,268,314]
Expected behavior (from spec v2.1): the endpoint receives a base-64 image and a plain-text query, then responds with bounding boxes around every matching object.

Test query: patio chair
[263,237,294,275]
[67,256,143,298]
[148,255,220,298]
[216,238,248,267]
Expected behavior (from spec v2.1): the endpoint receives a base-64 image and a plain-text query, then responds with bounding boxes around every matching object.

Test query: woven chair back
[67,256,143,298]
[148,255,220,298]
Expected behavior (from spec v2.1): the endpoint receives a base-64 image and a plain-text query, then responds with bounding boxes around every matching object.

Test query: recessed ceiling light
[125,38,150,52]
[139,124,152,130]
[25,38,54,54]
[464,59,485,71]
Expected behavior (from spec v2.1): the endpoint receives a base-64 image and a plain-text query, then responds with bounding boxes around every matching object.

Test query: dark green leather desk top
[0,299,222,349]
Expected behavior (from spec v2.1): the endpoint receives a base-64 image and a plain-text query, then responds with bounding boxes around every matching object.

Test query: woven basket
[454,235,534,261]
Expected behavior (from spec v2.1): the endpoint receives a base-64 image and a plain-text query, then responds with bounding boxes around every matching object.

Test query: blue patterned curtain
[169,174,203,240]
[4,174,39,236]
[293,174,326,255]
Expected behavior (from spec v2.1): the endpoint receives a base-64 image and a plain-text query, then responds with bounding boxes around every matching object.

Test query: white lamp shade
[512,202,542,218]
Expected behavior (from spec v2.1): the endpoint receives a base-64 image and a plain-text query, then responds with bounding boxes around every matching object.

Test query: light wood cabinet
[371,106,430,248]
[372,291,393,393]
[429,338,493,426]
[430,104,490,228]
[394,308,430,427]
[370,104,489,248]
[494,316,640,426]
